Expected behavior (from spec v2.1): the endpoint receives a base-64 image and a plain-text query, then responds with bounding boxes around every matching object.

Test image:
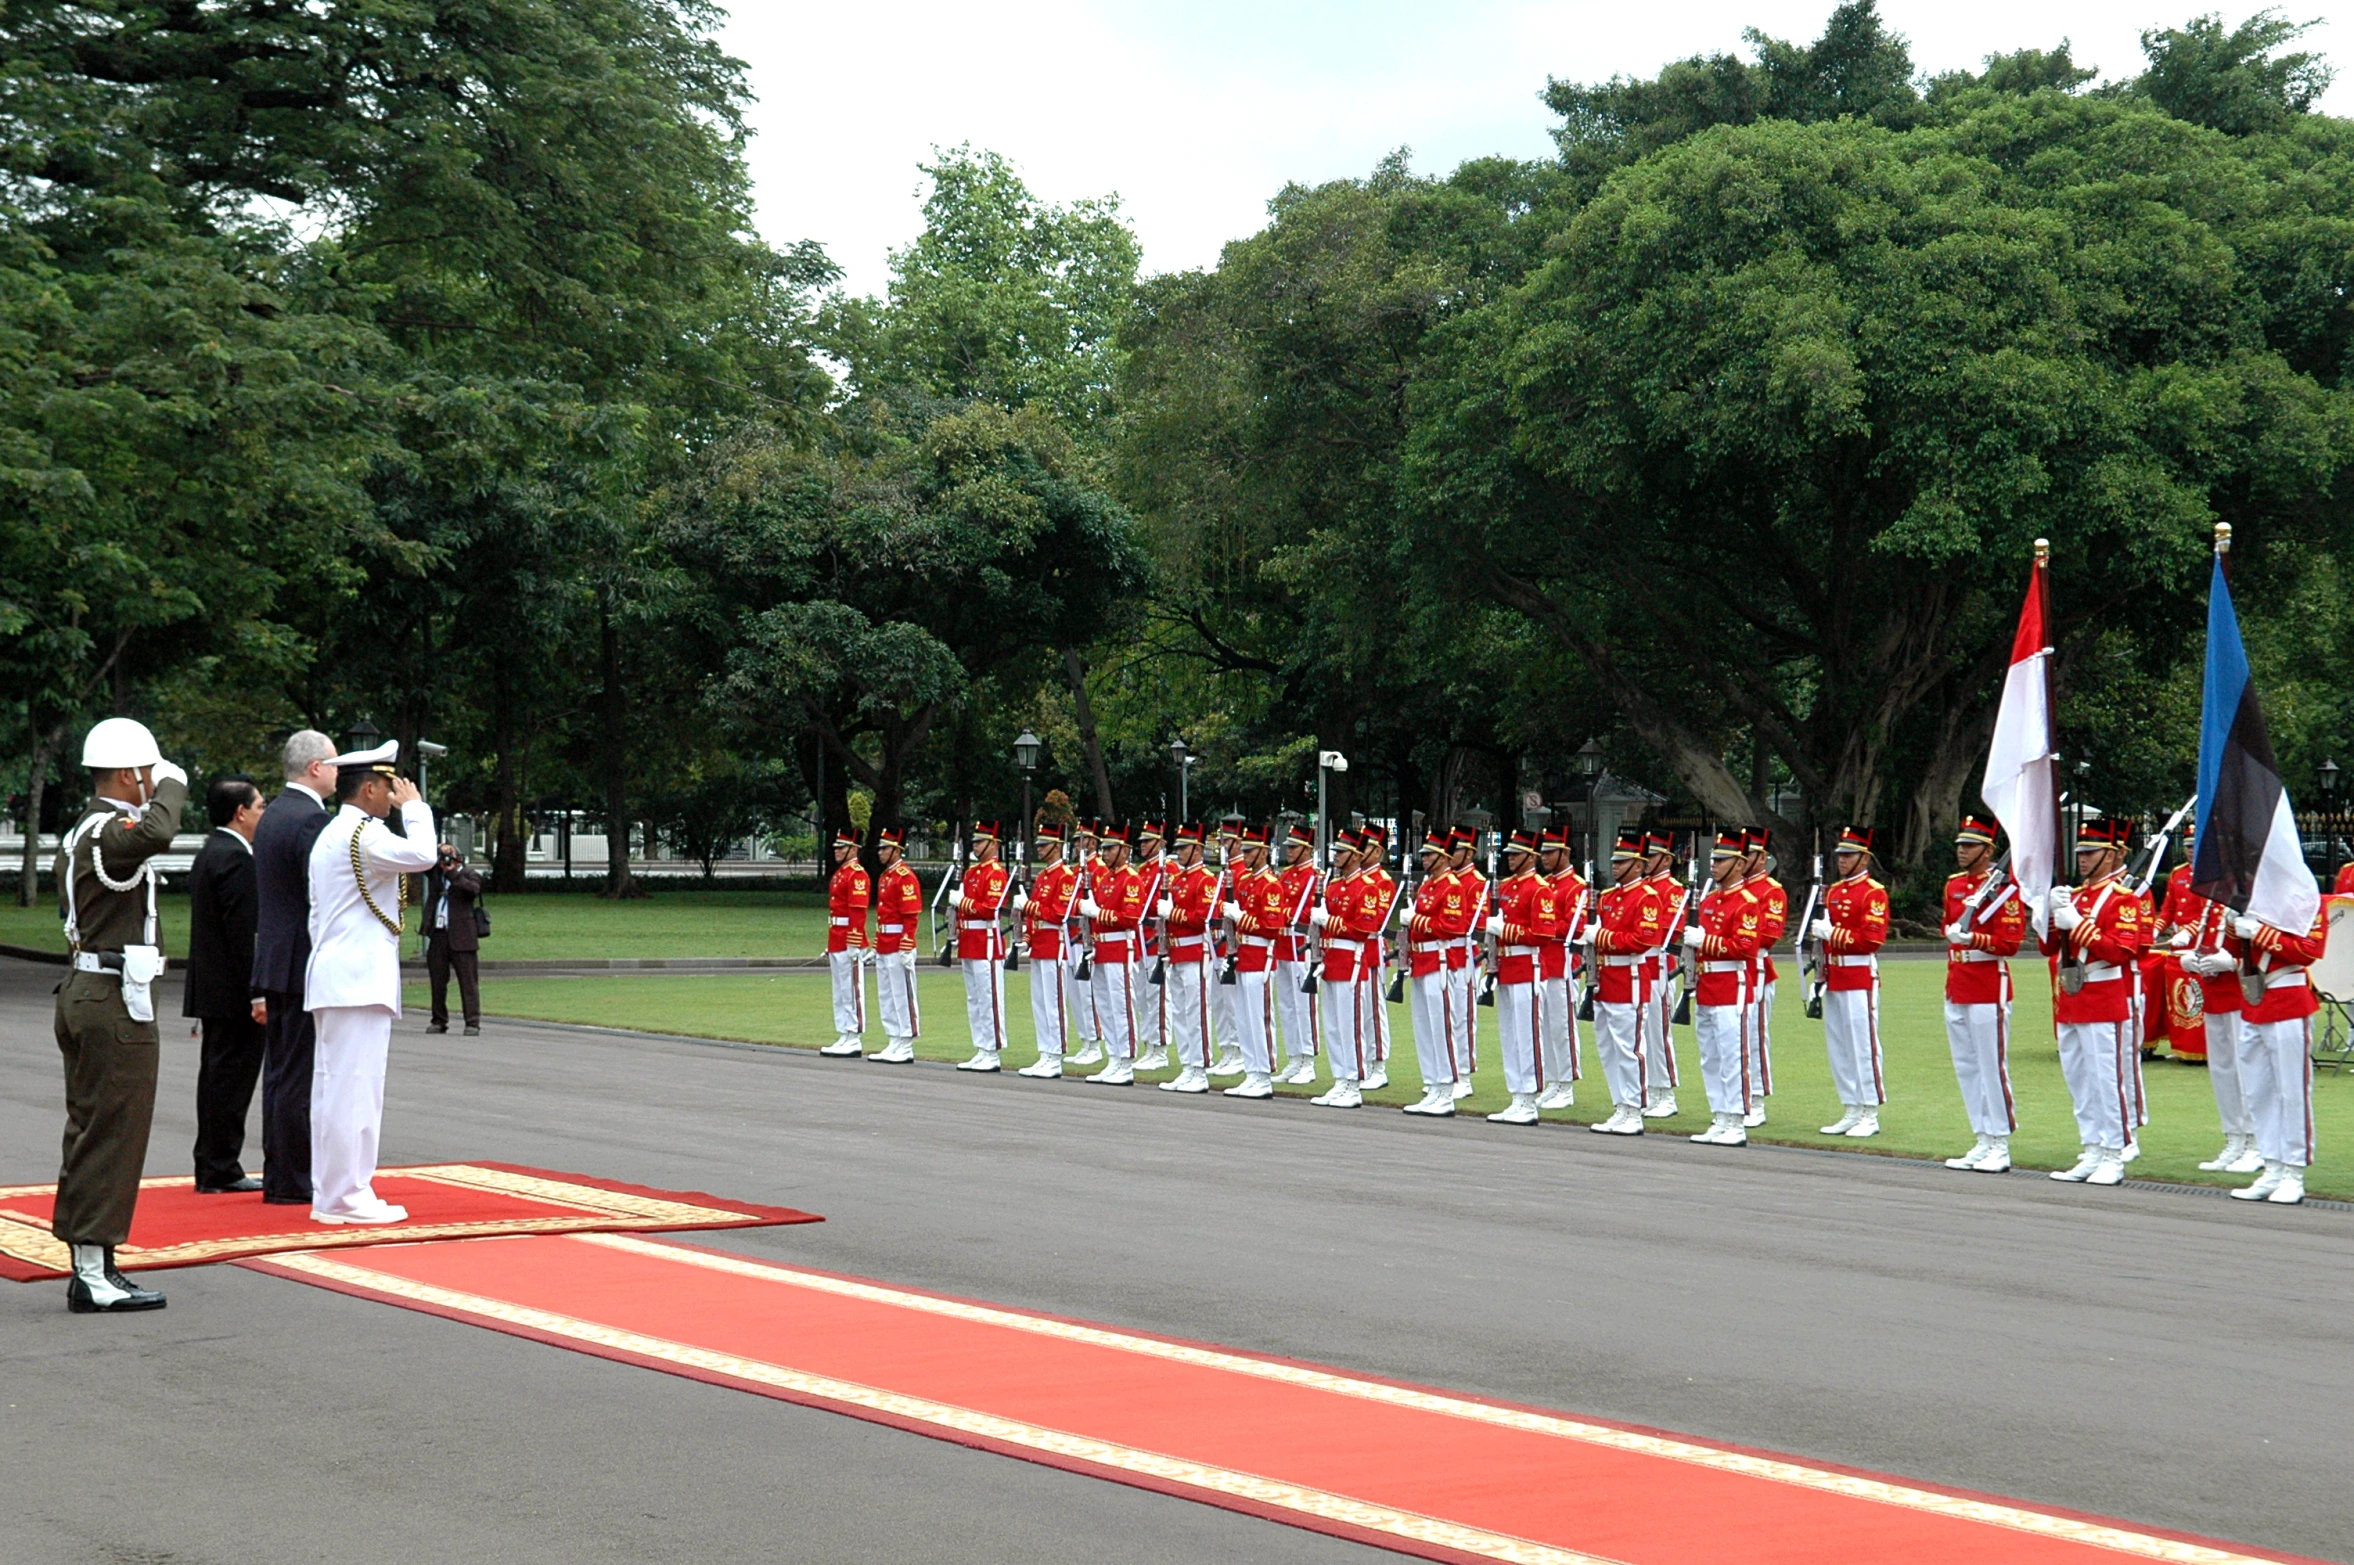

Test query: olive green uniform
[51,779,186,1246]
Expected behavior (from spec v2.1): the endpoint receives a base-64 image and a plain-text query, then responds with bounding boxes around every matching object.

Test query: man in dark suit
[184,775,267,1192]
[424,844,484,1034]
[250,730,336,1205]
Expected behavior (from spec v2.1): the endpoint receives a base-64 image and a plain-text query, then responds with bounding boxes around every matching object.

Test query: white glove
[949,891,966,912]
[2231,915,2260,940]
[1680,924,1704,947]
[2187,951,2226,977]
[2048,886,2072,917]
[2169,927,2193,948]
[1078,897,1100,919]
[1809,918,1832,941]
[1485,915,1506,939]
[2051,900,2082,932]
[1310,907,1331,929]
[1156,897,1174,919]
[151,758,188,789]
[1943,922,1968,944]
[1221,901,1241,922]
[1012,891,1029,912]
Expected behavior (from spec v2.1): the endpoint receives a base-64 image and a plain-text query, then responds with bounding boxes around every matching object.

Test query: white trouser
[2240,1014,2315,1168]
[2125,1001,2150,1127]
[1069,945,1099,1045]
[874,949,920,1043]
[1092,961,1138,1060]
[1212,957,1241,1056]
[1275,958,1317,1062]
[1409,969,1454,1087]
[1641,972,1679,1093]
[311,1004,393,1217]
[1236,965,1277,1074]
[1166,961,1213,1067]
[829,950,867,1038]
[1540,975,1579,1083]
[1821,986,1884,1107]
[1323,967,1370,1082]
[1445,958,1476,1080]
[2056,1018,2133,1152]
[1695,1002,1750,1117]
[2203,1009,2254,1136]
[1370,959,1394,1061]
[1748,979,1776,1103]
[1136,953,1167,1055]
[1497,981,1543,1096]
[1027,953,1069,1057]
[1943,999,2016,1136]
[963,957,1007,1053]
[1593,999,1645,1109]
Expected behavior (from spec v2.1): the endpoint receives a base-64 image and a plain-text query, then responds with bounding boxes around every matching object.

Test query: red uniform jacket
[2227,906,2326,1024]
[2158,863,2240,1018]
[1747,873,1788,987]
[1023,861,1080,959]
[1319,872,1365,983]
[1131,854,1168,959]
[1353,865,1398,981]
[952,859,1010,961]
[1162,861,1221,964]
[1088,861,1144,963]
[1448,865,1488,970]
[1407,870,1474,978]
[1543,867,1588,982]
[827,860,870,953]
[1594,878,1668,1004]
[2336,863,2354,896]
[873,861,923,955]
[1274,861,1319,963]
[1943,868,2026,1005]
[1692,883,1763,1007]
[1821,875,1890,992]
[2039,873,2149,1024]
[1495,870,1562,986]
[1230,865,1287,973]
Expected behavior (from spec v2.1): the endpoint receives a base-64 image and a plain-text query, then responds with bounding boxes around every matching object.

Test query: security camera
[1318,750,1348,773]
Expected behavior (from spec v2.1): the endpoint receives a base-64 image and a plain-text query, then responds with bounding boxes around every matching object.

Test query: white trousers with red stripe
[875,950,920,1044]
[1165,960,1214,1068]
[2056,1018,2132,1152]
[1640,977,1679,1094]
[1593,998,1645,1109]
[1497,981,1543,1095]
[1942,999,2016,1136]
[2239,1014,2315,1168]
[2203,1010,2255,1137]
[1747,980,1776,1104]
[1236,965,1277,1074]
[1026,954,1070,1057]
[1135,957,1168,1055]
[1821,985,1884,1107]
[1090,960,1138,1060]
[829,950,868,1038]
[1275,959,1317,1063]
[1695,1002,1750,1117]
[1540,975,1579,1083]
[963,957,1007,1053]
[1369,961,1394,1062]
[1444,957,1477,1080]
[1323,967,1371,1082]
[1409,969,1454,1088]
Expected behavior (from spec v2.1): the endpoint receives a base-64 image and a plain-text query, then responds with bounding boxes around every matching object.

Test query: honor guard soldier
[1207,820,1248,1077]
[2042,818,2150,1184]
[51,718,187,1312]
[2158,825,2260,1172]
[1585,828,1664,1134]
[1739,830,1786,1126]
[1403,829,1470,1115]
[1222,826,1286,1099]
[1015,823,1080,1078]
[950,822,1012,1071]
[2220,896,2326,1205]
[1536,829,1585,1110]
[866,828,924,1063]
[1308,829,1370,1107]
[1940,815,2027,1172]
[1638,832,1685,1118]
[1483,830,1560,1124]
[1356,825,1397,1090]
[1684,829,1764,1146]
[1156,824,1222,1093]
[1273,823,1323,1085]
[1811,826,1891,1138]
[1080,824,1143,1083]
[1443,828,1485,1097]
[820,827,871,1056]
[1065,820,1105,1067]
[1131,822,1172,1071]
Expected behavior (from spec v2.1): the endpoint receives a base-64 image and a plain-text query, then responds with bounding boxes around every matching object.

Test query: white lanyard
[61,808,158,950]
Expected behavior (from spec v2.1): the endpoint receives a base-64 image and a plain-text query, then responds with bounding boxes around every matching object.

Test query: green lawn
[418,957,2354,1200]
[0,892,191,957]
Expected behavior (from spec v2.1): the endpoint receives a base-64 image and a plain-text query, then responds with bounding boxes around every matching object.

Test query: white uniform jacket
[304,800,438,1012]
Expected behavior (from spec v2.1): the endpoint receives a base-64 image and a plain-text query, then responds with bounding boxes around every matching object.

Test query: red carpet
[246,1233,2313,1565]
[0,1163,818,1281]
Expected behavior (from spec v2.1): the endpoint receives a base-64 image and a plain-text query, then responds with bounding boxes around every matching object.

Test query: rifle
[1215,856,1240,986]
[930,834,962,968]
[1296,850,1327,996]
[2131,794,2198,898]
[1670,832,1703,1026]
[1475,833,1501,1007]
[1385,844,1417,1005]
[1796,839,1827,1020]
[1573,857,1597,1022]
[1070,851,1095,982]
[1003,858,1022,974]
[1141,856,1169,987]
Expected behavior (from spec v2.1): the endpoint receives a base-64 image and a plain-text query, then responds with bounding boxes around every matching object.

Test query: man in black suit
[250,730,336,1205]
[184,775,267,1193]
[423,844,485,1034]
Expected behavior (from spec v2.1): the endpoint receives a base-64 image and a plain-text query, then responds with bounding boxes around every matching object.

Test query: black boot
[65,1244,165,1313]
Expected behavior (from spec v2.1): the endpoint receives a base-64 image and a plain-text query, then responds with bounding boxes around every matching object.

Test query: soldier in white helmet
[51,717,187,1312]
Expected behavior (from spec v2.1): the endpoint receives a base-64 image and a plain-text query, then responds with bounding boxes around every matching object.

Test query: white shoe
[1362,1066,1389,1091]
[2085,1151,2126,1186]
[1017,1053,1063,1078]
[1975,1137,2011,1173]
[1277,1057,1318,1086]
[1208,1050,1245,1077]
[1590,1105,1643,1135]
[2049,1148,2099,1183]
[312,1199,408,1226]
[819,1036,863,1057]
[869,1038,915,1064]
[1068,1041,1105,1067]
[1224,1070,1275,1099]
[2120,1140,2140,1164]
[2267,1168,2307,1205]
[2197,1133,2246,1172]
[1945,1136,1992,1171]
[1487,1092,1540,1125]
[1689,1114,1728,1144]
[1402,1087,1455,1116]
[1313,1081,1363,1109]
[2231,1161,2287,1201]
[1742,1104,1767,1128]
[1135,1046,1170,1071]
[956,1049,1001,1072]
[2225,1143,2267,1174]
[1843,1111,1880,1139]
[1088,1059,1135,1086]
[1642,1092,1678,1119]
[1534,1083,1574,1110]
[1819,1107,1862,1136]
[1450,1078,1474,1100]
[1159,1065,1210,1094]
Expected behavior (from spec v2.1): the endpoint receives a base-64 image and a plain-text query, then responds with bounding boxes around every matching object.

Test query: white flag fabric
[1982,557,2057,938]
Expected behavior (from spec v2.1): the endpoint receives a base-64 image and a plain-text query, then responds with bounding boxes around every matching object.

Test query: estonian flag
[2191,553,2319,934]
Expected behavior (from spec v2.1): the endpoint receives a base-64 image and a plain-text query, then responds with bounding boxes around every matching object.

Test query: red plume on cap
[1538,826,1569,850]
[1173,821,1203,846]
[1034,821,1066,843]
[1836,825,1877,855]
[831,825,859,847]
[1612,828,1645,861]
[1240,823,1269,847]
[1334,827,1364,852]
[1100,821,1131,846]
[1420,828,1449,853]
[2076,816,2126,851]
[970,820,1000,843]
[1710,828,1743,856]
[1283,821,1315,848]
[1954,814,1997,846]
[1137,819,1166,842]
[876,826,905,849]
[1505,828,1540,856]
[1744,827,1771,854]
[1643,831,1673,857]
[1360,824,1387,848]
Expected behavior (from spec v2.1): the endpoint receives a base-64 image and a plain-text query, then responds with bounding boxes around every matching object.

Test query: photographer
[423,843,484,1035]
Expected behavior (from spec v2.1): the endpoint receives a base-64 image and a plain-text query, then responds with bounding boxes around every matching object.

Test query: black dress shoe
[262,1193,311,1206]
[195,1176,264,1194]
[426,1022,447,1034]
[463,1024,480,1036]
[66,1274,166,1313]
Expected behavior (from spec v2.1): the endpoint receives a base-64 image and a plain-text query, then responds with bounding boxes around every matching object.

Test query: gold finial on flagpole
[2214,521,2231,557]
[2033,537,2049,565]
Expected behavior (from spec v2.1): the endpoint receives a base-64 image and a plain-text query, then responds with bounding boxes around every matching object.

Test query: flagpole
[2036,538,2061,891]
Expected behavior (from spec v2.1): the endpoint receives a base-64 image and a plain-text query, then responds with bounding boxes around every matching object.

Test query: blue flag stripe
[2190,556,2287,913]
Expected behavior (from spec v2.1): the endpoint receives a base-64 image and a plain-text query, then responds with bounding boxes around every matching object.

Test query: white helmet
[81,717,162,770]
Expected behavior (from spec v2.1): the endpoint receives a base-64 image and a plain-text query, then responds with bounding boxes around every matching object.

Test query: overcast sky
[722,2,2350,297]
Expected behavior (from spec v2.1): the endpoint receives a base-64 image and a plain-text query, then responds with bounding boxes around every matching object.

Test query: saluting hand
[388,776,421,808]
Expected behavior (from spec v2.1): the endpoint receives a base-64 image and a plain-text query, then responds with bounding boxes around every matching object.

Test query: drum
[2312,894,2354,1002]
[2163,957,2207,1060]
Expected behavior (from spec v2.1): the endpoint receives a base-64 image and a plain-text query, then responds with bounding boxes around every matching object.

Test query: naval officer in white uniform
[304,740,438,1224]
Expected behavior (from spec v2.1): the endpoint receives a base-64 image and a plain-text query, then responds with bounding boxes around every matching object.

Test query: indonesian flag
[1981,552,2058,937]
[2192,554,2319,935]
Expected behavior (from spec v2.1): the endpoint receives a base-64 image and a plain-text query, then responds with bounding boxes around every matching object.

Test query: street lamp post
[415,739,447,808]
[2320,756,2342,882]
[1170,736,1193,823]
[1013,730,1042,879]
[1574,739,1605,866]
[1316,750,1348,864]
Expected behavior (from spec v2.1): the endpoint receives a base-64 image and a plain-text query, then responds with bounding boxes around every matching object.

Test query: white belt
[957,919,996,930]
[1326,937,1363,950]
[2264,968,2310,990]
[1948,949,1994,963]
[1602,955,1637,968]
[1241,935,1272,948]
[1701,960,1744,973]
[1830,955,1875,968]
[70,952,123,975]
[2081,962,2122,981]
[1410,941,1447,954]
[1095,931,1132,943]
[879,923,905,933]
[829,917,850,926]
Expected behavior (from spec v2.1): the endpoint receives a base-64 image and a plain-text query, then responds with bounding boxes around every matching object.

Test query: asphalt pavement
[2,956,2348,1565]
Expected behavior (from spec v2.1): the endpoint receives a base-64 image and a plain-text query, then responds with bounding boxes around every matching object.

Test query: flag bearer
[1939,815,2027,1172]
[820,827,871,1057]
[1157,824,1222,1094]
[2158,827,2259,1172]
[950,823,1013,1072]
[2222,900,2326,1206]
[2042,819,2150,1185]
[1537,829,1585,1109]
[1585,829,1664,1135]
[1811,826,1891,1138]
[1684,829,1763,1146]
[866,828,925,1063]
[1015,823,1081,1078]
